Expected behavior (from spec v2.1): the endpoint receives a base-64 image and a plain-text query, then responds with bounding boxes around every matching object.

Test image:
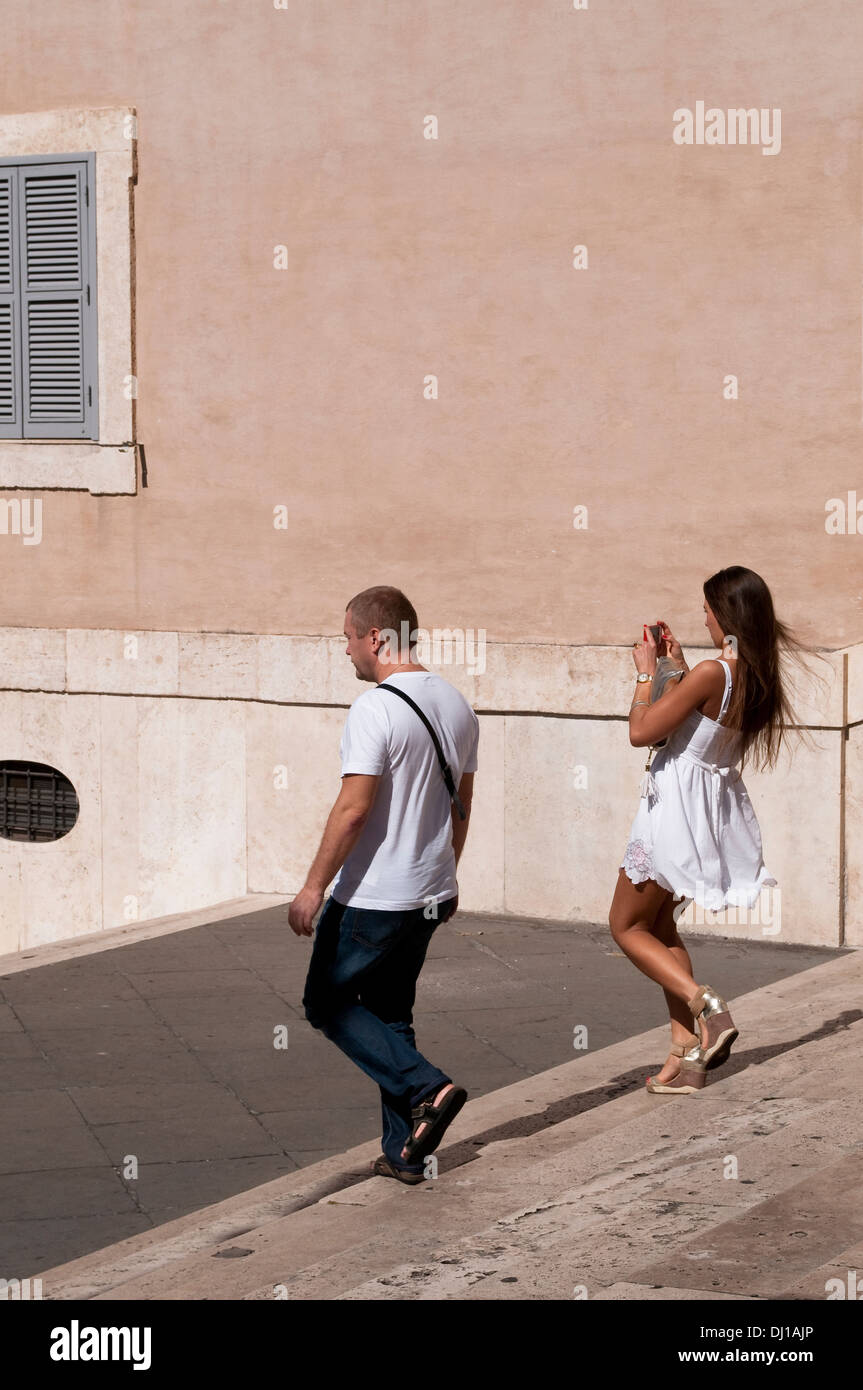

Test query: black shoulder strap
[377,682,467,820]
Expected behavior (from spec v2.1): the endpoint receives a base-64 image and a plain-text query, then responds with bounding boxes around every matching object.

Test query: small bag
[649,656,686,749]
[639,657,686,799]
[377,682,467,819]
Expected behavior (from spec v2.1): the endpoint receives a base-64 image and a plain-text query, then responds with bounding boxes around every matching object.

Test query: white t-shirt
[331,671,480,911]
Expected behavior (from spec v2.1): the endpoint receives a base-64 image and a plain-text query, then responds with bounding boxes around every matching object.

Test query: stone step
[240,1023,863,1301]
[38,947,862,1300]
[775,1236,863,1300]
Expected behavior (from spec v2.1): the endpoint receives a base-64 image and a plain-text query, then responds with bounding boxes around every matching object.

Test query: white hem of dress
[619,860,777,912]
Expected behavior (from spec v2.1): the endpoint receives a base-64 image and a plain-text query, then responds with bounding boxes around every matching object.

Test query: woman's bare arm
[629,660,725,748]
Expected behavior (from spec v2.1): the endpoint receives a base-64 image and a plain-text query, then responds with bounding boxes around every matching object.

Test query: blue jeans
[303,893,456,1173]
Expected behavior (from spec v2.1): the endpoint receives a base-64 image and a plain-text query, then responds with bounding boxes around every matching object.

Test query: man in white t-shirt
[288,586,479,1182]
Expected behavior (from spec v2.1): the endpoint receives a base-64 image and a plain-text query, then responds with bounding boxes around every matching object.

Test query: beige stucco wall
[0,2,861,648]
[1,6,861,952]
[0,628,856,954]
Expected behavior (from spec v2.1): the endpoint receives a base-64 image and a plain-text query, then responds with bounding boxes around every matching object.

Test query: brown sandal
[372,1155,426,1185]
[688,984,738,1069]
[400,1084,467,1164]
[646,1033,706,1093]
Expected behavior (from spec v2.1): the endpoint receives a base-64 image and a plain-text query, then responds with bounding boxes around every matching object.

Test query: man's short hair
[346,586,419,650]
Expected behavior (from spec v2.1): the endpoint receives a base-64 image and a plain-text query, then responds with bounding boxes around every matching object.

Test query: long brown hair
[702,566,821,771]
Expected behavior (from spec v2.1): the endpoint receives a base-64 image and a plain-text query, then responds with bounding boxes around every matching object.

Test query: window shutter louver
[0,168,22,433]
[0,154,97,440]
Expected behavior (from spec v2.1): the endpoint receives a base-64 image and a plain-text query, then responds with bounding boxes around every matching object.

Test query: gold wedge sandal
[688,984,739,1070]
[646,1032,707,1093]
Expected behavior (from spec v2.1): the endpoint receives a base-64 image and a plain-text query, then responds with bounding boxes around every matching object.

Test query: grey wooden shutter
[0,167,22,434]
[0,154,98,440]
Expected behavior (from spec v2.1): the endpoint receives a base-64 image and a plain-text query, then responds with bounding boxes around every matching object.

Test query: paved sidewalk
[0,897,842,1278]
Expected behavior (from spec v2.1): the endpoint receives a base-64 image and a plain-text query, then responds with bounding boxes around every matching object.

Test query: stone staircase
[37,950,863,1301]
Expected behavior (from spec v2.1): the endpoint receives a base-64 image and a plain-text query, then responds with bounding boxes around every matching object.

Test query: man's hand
[289,884,324,937]
[287,774,379,941]
[442,892,458,923]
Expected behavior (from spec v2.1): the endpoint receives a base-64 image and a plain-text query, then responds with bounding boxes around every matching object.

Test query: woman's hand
[658,620,687,669]
[632,627,658,676]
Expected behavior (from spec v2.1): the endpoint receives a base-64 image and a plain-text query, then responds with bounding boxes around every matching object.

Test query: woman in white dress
[609,566,801,1094]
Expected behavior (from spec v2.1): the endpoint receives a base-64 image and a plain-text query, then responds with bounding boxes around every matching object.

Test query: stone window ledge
[0,443,137,495]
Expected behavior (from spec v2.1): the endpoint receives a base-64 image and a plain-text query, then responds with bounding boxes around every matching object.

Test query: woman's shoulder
[688,657,729,688]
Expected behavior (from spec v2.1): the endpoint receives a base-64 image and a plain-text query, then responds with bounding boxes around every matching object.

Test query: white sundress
[620,658,777,911]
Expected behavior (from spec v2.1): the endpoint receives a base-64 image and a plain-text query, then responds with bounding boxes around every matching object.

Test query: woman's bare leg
[649,892,700,1082]
[609,869,700,1001]
[609,869,705,1081]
